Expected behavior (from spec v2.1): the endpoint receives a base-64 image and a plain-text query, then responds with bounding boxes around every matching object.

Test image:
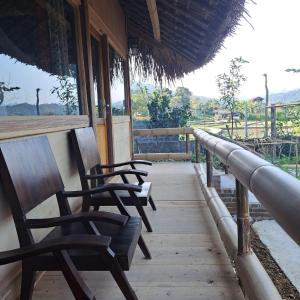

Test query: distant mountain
[0,103,66,116]
[268,89,300,104]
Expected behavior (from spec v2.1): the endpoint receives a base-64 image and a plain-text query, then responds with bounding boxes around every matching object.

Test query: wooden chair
[70,127,156,232]
[0,136,151,300]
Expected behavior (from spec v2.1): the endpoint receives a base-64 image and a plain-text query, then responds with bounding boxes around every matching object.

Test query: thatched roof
[118,0,247,82]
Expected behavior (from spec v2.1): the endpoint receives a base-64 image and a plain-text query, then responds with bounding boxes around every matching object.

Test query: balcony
[34,162,244,299]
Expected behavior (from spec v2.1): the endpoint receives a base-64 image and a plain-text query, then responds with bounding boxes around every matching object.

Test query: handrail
[133,127,193,136]
[193,128,300,247]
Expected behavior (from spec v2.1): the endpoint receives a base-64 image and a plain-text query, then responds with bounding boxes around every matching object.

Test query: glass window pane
[0,0,80,116]
[91,36,103,117]
[110,47,126,116]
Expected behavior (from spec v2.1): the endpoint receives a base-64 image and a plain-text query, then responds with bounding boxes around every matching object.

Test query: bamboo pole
[206,150,213,187]
[146,0,161,41]
[195,139,200,163]
[263,74,269,137]
[185,133,189,154]
[236,180,251,255]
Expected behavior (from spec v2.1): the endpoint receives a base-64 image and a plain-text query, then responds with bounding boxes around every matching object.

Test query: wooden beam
[80,0,97,131]
[134,153,192,161]
[146,0,161,41]
[101,34,114,167]
[128,22,197,64]
[133,127,193,136]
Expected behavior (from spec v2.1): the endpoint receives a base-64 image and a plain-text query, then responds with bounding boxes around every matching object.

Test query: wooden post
[295,139,298,178]
[185,133,189,154]
[36,88,40,116]
[206,149,213,187]
[224,165,229,174]
[101,34,114,168]
[236,179,251,255]
[244,101,248,138]
[271,105,277,163]
[271,105,276,139]
[195,139,200,163]
[80,0,97,132]
[264,73,269,137]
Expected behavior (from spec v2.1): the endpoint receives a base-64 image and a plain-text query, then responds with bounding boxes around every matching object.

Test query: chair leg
[135,205,153,232]
[148,196,157,211]
[138,236,151,259]
[54,250,95,300]
[111,263,138,300]
[21,261,35,300]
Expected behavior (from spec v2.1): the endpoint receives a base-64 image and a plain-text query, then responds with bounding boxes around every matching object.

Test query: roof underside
[119,0,247,82]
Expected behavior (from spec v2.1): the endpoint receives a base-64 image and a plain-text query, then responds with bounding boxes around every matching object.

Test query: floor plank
[34,162,244,300]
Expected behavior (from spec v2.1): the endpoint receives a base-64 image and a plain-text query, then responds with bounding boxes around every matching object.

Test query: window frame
[90,30,105,119]
[0,0,89,140]
[109,45,129,117]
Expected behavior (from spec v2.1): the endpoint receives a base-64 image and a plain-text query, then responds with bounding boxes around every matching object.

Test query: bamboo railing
[133,126,300,299]
[193,128,296,300]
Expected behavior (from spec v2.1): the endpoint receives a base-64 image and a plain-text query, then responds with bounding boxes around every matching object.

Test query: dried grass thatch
[119,0,248,83]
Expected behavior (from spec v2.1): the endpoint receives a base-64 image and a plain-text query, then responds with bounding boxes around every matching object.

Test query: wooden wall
[113,116,132,165]
[0,0,130,298]
[89,0,127,58]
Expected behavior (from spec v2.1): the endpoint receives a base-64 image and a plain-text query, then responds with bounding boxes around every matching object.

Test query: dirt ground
[251,229,300,300]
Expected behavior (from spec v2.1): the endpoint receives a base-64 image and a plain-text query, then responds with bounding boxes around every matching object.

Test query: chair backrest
[0,136,64,244]
[71,127,101,177]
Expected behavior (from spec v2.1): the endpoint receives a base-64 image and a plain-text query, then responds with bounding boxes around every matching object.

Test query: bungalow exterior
[0,0,246,298]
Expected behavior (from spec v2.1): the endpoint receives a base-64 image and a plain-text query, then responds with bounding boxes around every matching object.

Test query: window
[91,35,103,118]
[0,0,81,116]
[109,46,127,116]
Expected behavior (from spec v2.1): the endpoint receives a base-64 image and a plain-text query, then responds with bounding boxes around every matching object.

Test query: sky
[168,0,300,99]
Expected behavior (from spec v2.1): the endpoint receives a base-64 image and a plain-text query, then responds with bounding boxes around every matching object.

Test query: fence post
[195,138,200,163]
[236,179,251,255]
[185,133,189,154]
[206,149,213,187]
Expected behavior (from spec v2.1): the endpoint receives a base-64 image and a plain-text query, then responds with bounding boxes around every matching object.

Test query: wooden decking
[34,162,244,300]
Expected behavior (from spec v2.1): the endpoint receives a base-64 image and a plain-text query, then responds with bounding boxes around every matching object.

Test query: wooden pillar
[80,0,97,132]
[295,139,299,178]
[195,139,200,163]
[236,179,251,255]
[206,150,213,187]
[271,105,276,139]
[123,58,134,159]
[101,34,114,167]
[264,73,269,137]
[185,133,189,154]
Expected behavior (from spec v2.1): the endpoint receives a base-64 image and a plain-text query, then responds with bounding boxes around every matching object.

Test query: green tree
[170,87,192,108]
[131,86,149,118]
[51,76,78,115]
[217,57,249,137]
[147,88,191,128]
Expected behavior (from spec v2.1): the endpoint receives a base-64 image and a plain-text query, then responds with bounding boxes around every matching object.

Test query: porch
[34,162,244,299]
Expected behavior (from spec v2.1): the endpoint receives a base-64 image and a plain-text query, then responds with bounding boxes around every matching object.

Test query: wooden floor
[34,162,244,300]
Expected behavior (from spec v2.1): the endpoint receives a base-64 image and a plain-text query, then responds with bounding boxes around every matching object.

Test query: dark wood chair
[70,127,156,232]
[0,136,151,300]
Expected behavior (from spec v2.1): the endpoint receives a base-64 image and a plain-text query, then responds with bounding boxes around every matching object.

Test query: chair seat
[34,216,142,271]
[90,181,152,206]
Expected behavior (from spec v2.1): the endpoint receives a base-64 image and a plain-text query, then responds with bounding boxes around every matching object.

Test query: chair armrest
[62,183,142,198]
[101,160,152,168]
[0,235,111,265]
[26,211,128,229]
[84,169,148,180]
